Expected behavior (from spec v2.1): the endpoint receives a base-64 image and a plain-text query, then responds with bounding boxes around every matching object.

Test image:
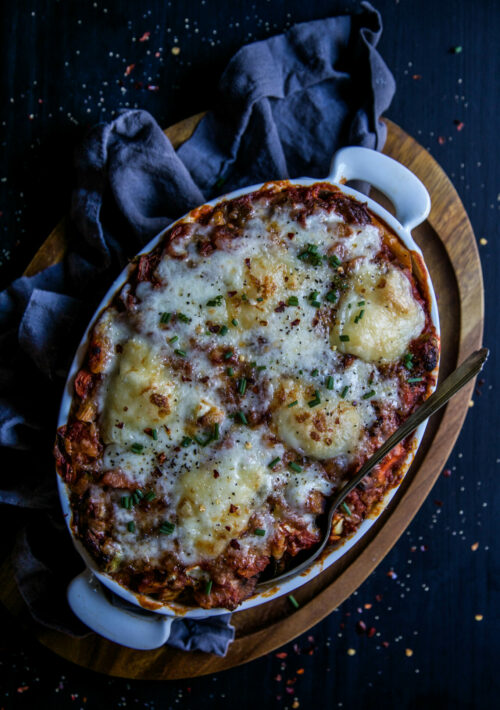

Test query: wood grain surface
[2,117,483,680]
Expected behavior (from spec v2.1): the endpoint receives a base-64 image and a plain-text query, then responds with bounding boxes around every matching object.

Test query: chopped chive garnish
[144,490,156,502]
[288,295,299,306]
[121,496,131,509]
[407,376,424,383]
[339,334,350,342]
[213,423,220,440]
[358,300,365,306]
[287,400,298,408]
[132,491,141,504]
[255,528,266,536]
[174,349,187,357]
[219,325,228,336]
[241,293,248,301]
[268,457,281,469]
[362,389,376,399]
[326,375,334,390]
[169,335,179,344]
[311,368,319,377]
[340,385,349,399]
[310,291,319,301]
[205,579,213,595]
[342,502,352,516]
[403,353,414,370]
[193,434,207,446]
[231,318,238,327]
[257,365,267,371]
[326,291,337,303]
[127,521,136,533]
[256,297,264,302]
[307,244,318,254]
[130,443,144,454]
[288,594,300,609]
[135,489,144,499]
[288,461,303,473]
[354,309,365,323]
[177,312,191,323]
[236,411,248,425]
[308,391,321,407]
[160,311,171,324]
[159,521,175,535]
[207,295,223,307]
[329,255,341,267]
[223,350,233,360]
[311,300,321,308]
[238,377,247,395]
[152,429,158,440]
[181,436,192,447]
[226,367,234,376]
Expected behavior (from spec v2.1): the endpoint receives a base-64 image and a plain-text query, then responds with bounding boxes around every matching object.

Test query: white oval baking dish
[59,145,439,650]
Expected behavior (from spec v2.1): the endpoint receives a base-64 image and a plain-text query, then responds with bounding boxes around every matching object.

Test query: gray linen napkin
[0,2,394,656]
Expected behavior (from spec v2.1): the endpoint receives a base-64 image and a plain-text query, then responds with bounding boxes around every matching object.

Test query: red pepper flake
[124,63,135,76]
[291,318,301,327]
[139,31,151,42]
[17,686,29,694]
[230,539,240,549]
[387,569,397,579]
[356,620,367,634]
[275,651,287,659]
[213,469,220,478]
[412,74,422,80]
[455,120,465,131]
[229,504,239,513]
[442,468,452,477]
[367,627,376,638]
[438,136,446,145]
[147,84,160,92]
[287,232,295,239]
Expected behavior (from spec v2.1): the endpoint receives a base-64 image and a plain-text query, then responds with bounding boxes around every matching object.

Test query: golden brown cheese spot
[175,461,268,558]
[273,381,362,459]
[331,262,425,363]
[226,253,301,329]
[101,338,175,444]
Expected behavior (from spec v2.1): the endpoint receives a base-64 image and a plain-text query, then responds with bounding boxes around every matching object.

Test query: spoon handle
[257,347,488,588]
[328,347,489,512]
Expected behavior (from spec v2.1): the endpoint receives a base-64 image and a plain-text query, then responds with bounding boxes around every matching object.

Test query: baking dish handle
[67,569,174,650]
[328,146,431,231]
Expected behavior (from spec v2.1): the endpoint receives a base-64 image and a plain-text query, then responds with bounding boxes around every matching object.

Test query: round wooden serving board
[2,117,484,679]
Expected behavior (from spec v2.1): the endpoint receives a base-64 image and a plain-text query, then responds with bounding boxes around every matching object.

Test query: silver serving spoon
[257,347,489,588]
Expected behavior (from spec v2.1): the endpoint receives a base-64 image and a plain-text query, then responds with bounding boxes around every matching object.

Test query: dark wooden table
[0,1,498,708]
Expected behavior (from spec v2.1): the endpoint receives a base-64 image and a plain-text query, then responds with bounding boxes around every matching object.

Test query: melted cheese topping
[87,190,426,569]
[332,261,425,363]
